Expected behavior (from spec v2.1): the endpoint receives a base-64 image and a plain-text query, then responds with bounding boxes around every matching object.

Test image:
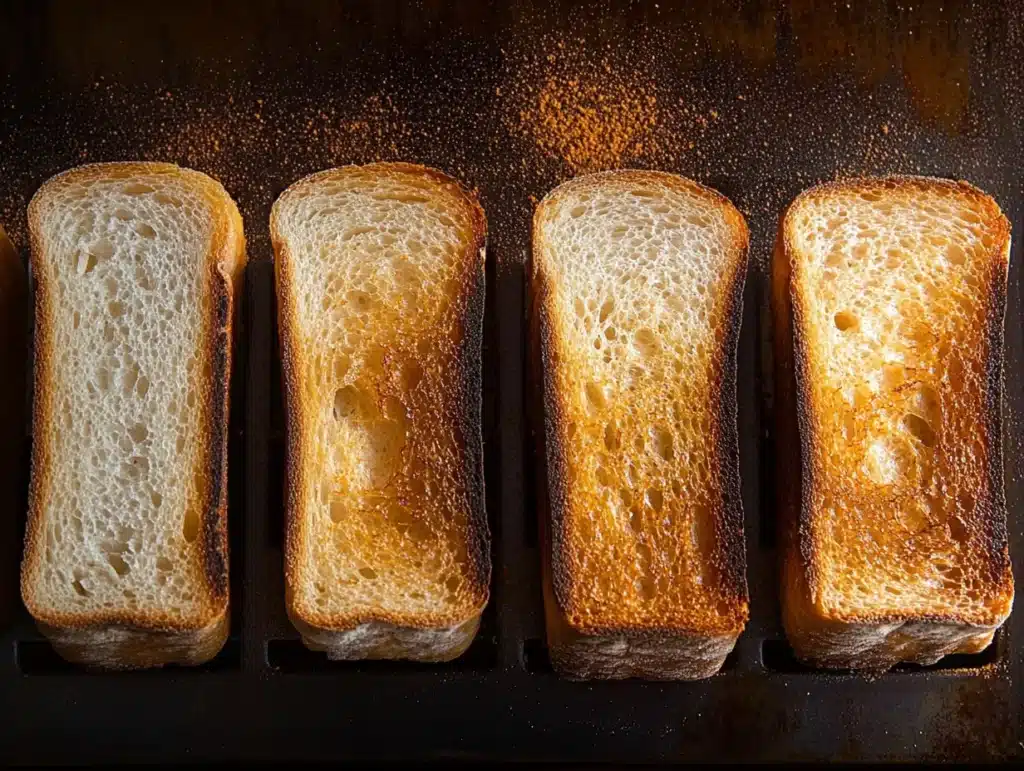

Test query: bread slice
[21,162,246,669]
[773,176,1014,670]
[531,171,750,680]
[271,163,490,662]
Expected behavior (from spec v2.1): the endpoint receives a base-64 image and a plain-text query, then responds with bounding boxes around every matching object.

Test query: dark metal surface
[0,0,1021,762]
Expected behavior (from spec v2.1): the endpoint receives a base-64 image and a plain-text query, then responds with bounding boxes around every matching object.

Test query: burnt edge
[20,162,239,635]
[779,175,1014,627]
[273,162,491,633]
[532,170,751,637]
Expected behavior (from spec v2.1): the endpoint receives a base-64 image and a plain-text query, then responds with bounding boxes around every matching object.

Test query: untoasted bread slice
[773,176,1014,670]
[531,171,750,680]
[21,162,246,669]
[272,163,489,662]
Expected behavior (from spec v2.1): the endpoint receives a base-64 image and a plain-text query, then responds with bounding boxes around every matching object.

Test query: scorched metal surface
[0,0,1021,763]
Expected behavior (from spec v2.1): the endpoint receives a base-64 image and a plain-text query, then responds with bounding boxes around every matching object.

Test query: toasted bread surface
[21,162,245,669]
[774,176,1014,669]
[272,163,489,661]
[532,170,749,679]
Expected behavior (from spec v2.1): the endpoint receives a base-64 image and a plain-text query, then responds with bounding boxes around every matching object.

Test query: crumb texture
[535,171,748,636]
[788,177,1013,623]
[273,164,488,636]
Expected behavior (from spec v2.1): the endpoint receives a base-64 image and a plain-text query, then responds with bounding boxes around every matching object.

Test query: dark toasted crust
[21,162,245,647]
[272,162,490,634]
[775,176,1013,653]
[532,170,750,641]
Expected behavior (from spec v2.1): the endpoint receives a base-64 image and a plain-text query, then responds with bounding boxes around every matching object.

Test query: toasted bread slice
[531,171,750,680]
[773,176,1014,670]
[21,162,246,669]
[272,163,490,662]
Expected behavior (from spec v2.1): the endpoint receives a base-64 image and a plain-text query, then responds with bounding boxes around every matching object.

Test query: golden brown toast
[272,163,490,662]
[21,162,245,669]
[531,170,750,680]
[773,176,1014,670]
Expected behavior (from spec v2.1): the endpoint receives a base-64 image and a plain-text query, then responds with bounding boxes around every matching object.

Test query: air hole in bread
[945,243,966,266]
[127,423,148,443]
[90,239,114,261]
[948,516,969,543]
[359,566,378,579]
[598,298,614,323]
[108,301,125,318]
[400,360,423,391]
[122,182,155,195]
[326,497,347,523]
[570,205,586,218]
[113,207,133,221]
[134,222,156,239]
[72,578,91,597]
[650,425,673,462]
[136,375,150,398]
[629,506,643,533]
[153,192,181,206]
[341,226,375,241]
[596,464,612,487]
[603,422,621,451]
[76,251,98,275]
[150,491,162,508]
[833,310,858,331]
[903,413,936,447]
[646,488,664,512]
[156,556,173,571]
[183,509,200,542]
[585,382,607,412]
[107,553,131,577]
[633,328,658,358]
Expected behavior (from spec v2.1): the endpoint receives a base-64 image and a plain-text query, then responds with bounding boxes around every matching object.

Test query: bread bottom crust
[548,626,738,681]
[37,610,229,670]
[290,613,481,662]
[783,559,999,670]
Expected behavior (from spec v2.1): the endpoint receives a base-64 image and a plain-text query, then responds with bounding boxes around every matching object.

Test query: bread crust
[773,175,1014,670]
[271,163,489,659]
[21,162,246,668]
[531,170,750,679]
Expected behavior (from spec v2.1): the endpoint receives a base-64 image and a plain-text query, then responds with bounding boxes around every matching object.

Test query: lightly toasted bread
[272,163,490,662]
[531,170,750,680]
[21,162,246,669]
[773,176,1014,671]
